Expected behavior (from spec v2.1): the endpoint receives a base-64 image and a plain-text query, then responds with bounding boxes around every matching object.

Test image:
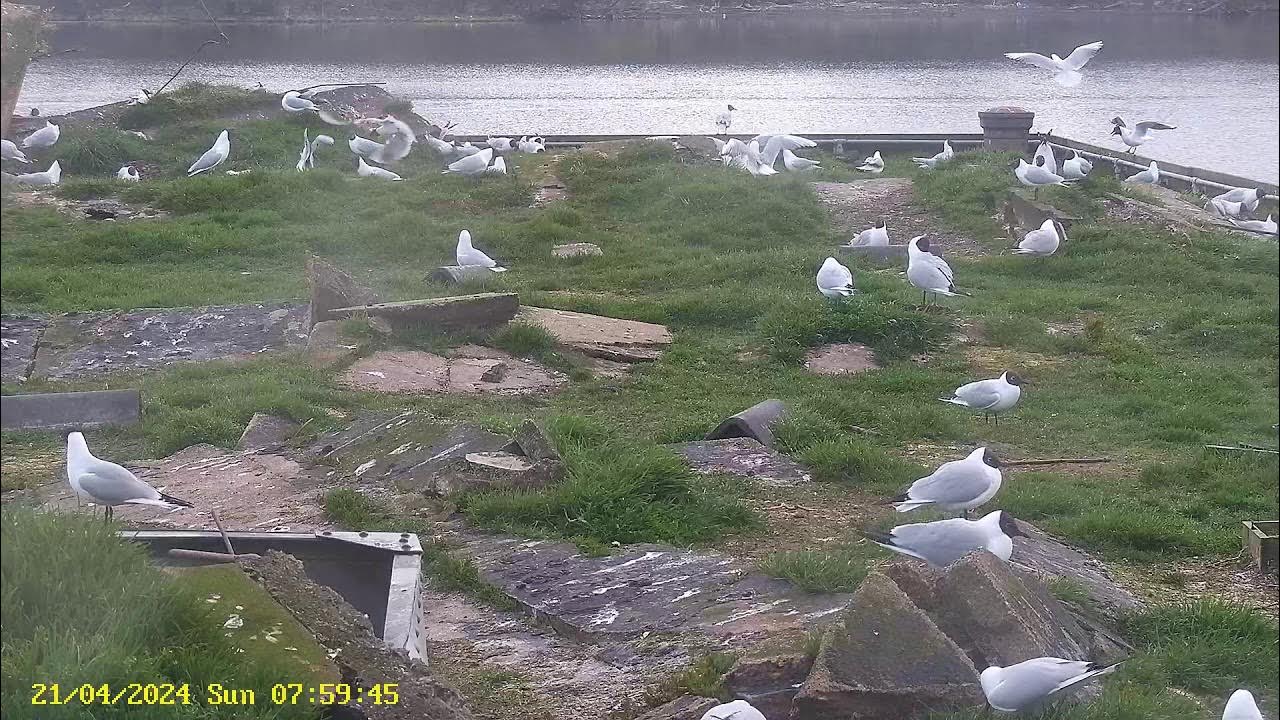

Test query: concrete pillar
[978,106,1035,153]
[0,4,49,139]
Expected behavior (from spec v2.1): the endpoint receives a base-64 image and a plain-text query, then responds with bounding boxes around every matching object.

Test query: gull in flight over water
[816,257,857,298]
[861,509,1027,567]
[188,130,230,176]
[1014,218,1066,257]
[892,447,1003,516]
[67,431,194,522]
[456,230,507,271]
[1110,117,1176,153]
[940,371,1025,424]
[1004,41,1104,87]
[981,658,1123,713]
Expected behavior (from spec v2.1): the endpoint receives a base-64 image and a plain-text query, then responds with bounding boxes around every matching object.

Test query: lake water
[19,13,1280,181]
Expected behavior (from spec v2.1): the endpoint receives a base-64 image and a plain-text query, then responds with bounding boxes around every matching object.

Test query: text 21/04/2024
[30,682,401,706]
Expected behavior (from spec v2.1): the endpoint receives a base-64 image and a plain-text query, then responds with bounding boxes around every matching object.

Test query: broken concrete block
[427,451,563,496]
[237,413,300,451]
[307,256,379,328]
[705,399,788,449]
[508,419,561,462]
[552,242,603,258]
[670,437,810,486]
[332,293,518,333]
[307,320,355,367]
[428,265,504,285]
[340,350,565,395]
[792,573,984,720]
[0,389,141,432]
[722,640,815,719]
[516,306,671,363]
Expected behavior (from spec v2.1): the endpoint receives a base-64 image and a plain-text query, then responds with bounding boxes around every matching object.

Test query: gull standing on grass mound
[21,119,60,150]
[981,658,1123,713]
[1222,689,1265,720]
[861,510,1026,567]
[1003,40,1104,87]
[1110,117,1176,153]
[907,235,966,305]
[1125,161,1160,185]
[700,699,765,720]
[816,257,857,298]
[892,447,1003,516]
[117,165,140,181]
[912,140,953,170]
[850,220,889,247]
[9,160,61,185]
[188,130,230,176]
[1014,218,1066,257]
[1014,157,1067,198]
[66,431,194,522]
[940,371,1025,424]
[1059,150,1092,180]
[356,156,402,181]
[456,230,507,272]
[857,150,884,173]
[2,138,32,163]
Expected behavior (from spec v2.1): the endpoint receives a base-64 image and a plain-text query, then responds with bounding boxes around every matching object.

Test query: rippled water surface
[20,13,1280,181]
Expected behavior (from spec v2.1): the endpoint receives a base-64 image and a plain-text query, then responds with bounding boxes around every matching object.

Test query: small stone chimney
[978,107,1036,153]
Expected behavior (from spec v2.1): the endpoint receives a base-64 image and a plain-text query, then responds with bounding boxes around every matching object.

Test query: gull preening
[1125,161,1160,185]
[892,447,1003,515]
[66,431,194,522]
[1014,218,1066,257]
[1059,150,1092,180]
[1,138,32,163]
[849,221,888,247]
[296,129,335,171]
[1110,117,1176,153]
[116,164,140,182]
[782,148,821,172]
[370,116,415,164]
[356,156,402,181]
[487,137,514,153]
[940,371,1025,424]
[1004,41,1104,87]
[1229,215,1277,235]
[349,133,385,160]
[486,156,508,175]
[912,140,954,170]
[446,147,495,176]
[1214,187,1261,216]
[281,90,323,113]
[188,130,230,176]
[714,104,736,135]
[9,160,61,186]
[1014,157,1067,197]
[816,257,857,298]
[456,230,507,271]
[1033,136,1057,175]
[981,658,1123,713]
[862,509,1026,567]
[857,150,884,174]
[21,120,60,150]
[700,699,765,720]
[1222,689,1265,720]
[907,235,964,305]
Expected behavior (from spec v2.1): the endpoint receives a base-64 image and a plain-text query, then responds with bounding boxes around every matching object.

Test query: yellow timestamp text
[30,682,400,706]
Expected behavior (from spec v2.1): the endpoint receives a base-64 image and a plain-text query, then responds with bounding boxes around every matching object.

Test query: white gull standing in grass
[892,447,1003,516]
[981,658,1123,713]
[446,147,495,176]
[816,257,857,298]
[187,130,230,176]
[66,431,193,522]
[456,230,507,271]
[907,235,964,305]
[1014,218,1065,257]
[1014,157,1067,197]
[1003,41,1104,87]
[940,371,1025,424]
[21,119,60,150]
[861,509,1026,567]
[356,156,402,181]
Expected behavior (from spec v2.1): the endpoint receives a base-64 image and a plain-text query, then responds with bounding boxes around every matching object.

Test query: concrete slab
[670,437,812,487]
[340,349,566,395]
[0,314,49,383]
[804,343,881,376]
[1,389,141,431]
[516,306,671,363]
[332,293,518,332]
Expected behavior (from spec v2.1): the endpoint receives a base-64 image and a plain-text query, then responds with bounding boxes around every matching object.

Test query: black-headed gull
[116,164,140,181]
[816,257,857,298]
[1014,158,1066,198]
[456,230,507,271]
[981,658,1123,712]
[1004,41,1104,87]
[9,160,61,185]
[21,120,60,150]
[1229,215,1277,235]
[188,130,230,176]
[714,104,736,135]
[486,156,507,175]
[356,157,402,181]
[1110,117,1176,153]
[862,509,1026,567]
[782,148,821,172]
[446,147,495,176]
[940,371,1025,424]
[67,431,193,522]
[487,137,514,152]
[1222,689,1265,720]
[907,235,964,305]
[893,447,1003,515]
[1014,218,1065,257]
[857,150,884,173]
[1,138,31,163]
[1033,136,1057,175]
[759,134,816,168]
[1060,150,1091,180]
[1125,161,1159,185]
[850,221,888,247]
[912,140,954,170]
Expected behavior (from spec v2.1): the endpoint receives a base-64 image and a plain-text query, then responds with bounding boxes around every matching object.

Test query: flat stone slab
[1012,521,1143,619]
[340,349,566,395]
[0,314,49,383]
[670,437,812,487]
[516,306,671,363]
[804,343,881,376]
[332,293,518,332]
[552,243,603,258]
[455,535,852,644]
[1,389,141,431]
[27,303,308,381]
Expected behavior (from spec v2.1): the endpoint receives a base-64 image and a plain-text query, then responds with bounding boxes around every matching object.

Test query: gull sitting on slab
[816,257,857,298]
[188,130,230,176]
[861,509,1027,567]
[912,140,954,170]
[849,220,889,247]
[892,447,1003,516]
[67,431,193,522]
[1110,117,1176,153]
[1014,218,1065,257]
[940,371,1025,424]
[1124,161,1160,185]
[981,658,1123,713]
[1004,40,1104,87]
[857,150,884,174]
[456,230,507,272]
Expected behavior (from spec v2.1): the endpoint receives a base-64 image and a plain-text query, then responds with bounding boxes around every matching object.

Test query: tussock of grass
[119,82,267,129]
[759,543,874,593]
[1,507,318,719]
[323,487,392,529]
[647,652,738,705]
[50,127,160,175]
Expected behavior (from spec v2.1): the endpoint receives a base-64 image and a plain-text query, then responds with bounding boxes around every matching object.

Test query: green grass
[0,507,320,719]
[646,652,738,705]
[758,543,875,593]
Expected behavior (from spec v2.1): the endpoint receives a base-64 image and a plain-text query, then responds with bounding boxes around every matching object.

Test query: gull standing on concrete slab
[1222,689,1265,720]
[1014,218,1065,257]
[981,658,1123,713]
[446,147,494,176]
[21,119,60,150]
[861,509,1027,567]
[188,130,230,176]
[356,156,402,181]
[66,431,193,522]
[117,164,140,181]
[816,257,857,298]
[857,150,884,173]
[1110,117,1176,153]
[1,138,31,163]
[907,235,965,305]
[701,699,765,720]
[1125,161,1160,185]
[1059,150,1091,180]
[1229,215,1277,235]
[1004,41,1104,87]
[892,447,1003,515]
[940,371,1024,424]
[912,140,954,170]
[1014,157,1066,198]
[714,104,736,135]
[456,230,507,272]
[850,221,889,247]
[9,160,61,185]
